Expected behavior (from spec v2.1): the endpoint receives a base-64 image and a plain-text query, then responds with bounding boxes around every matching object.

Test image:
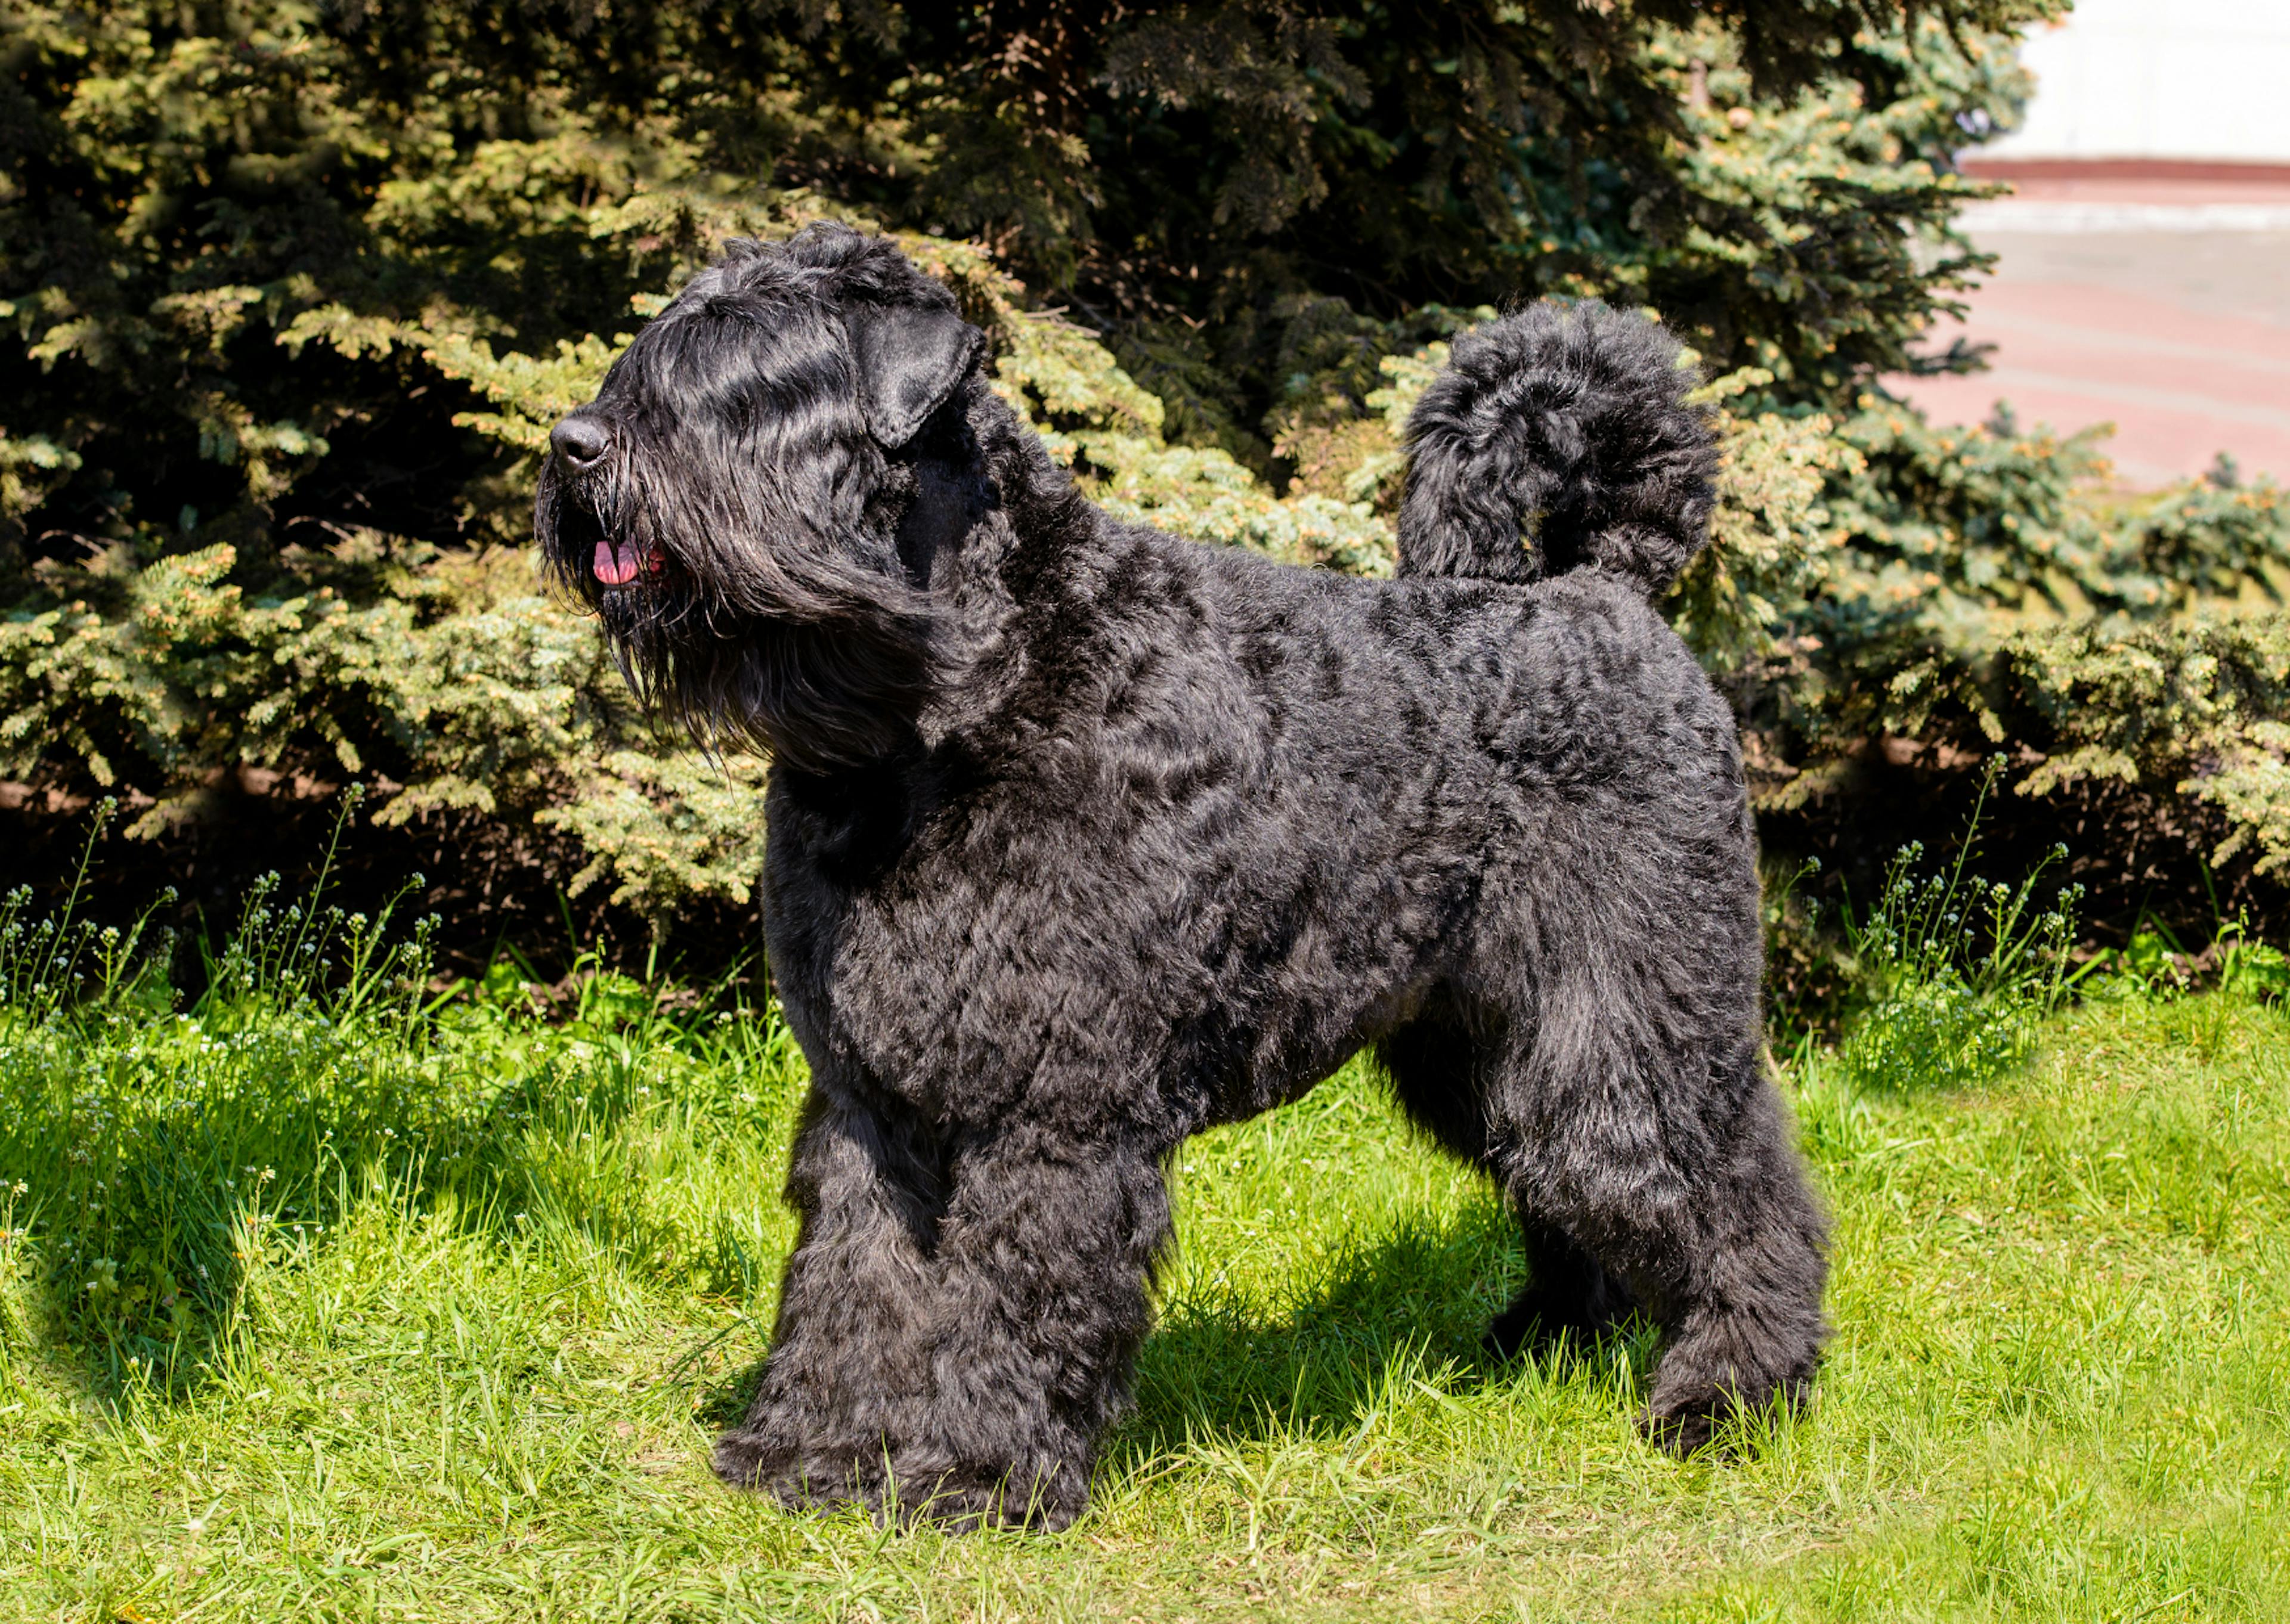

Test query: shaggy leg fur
[1378,825,1826,1447]
[1484,1023,1828,1455]
[711,1097,948,1510]
[1379,1012,1639,1354]
[905,1127,1169,1528]
[715,1096,1168,1530]
[1627,1065,1829,1453]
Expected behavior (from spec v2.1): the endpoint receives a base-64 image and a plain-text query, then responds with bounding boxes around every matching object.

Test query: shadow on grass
[694,1353,772,1432]
[4,1045,528,1403]
[0,805,803,1409]
[3,1008,797,1409]
[1125,1207,1657,1453]
[685,1201,1661,1457]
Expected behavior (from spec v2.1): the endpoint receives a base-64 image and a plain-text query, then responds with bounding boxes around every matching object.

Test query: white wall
[1985,0,2290,163]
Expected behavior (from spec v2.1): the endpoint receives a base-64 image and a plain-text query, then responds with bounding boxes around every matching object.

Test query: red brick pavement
[1887,175,2290,488]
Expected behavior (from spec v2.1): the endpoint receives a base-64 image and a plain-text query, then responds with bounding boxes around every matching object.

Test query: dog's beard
[537,455,937,778]
[600,588,934,777]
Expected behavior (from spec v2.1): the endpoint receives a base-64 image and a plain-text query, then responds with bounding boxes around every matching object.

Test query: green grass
[3,936,2288,1619]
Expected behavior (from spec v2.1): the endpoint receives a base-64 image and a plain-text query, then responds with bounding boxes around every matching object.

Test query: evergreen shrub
[3,1,2284,950]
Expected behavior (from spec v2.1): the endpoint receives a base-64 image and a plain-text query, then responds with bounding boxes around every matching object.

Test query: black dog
[536,224,1828,1530]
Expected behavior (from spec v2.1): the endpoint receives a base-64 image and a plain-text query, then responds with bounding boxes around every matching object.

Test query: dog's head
[534,224,989,773]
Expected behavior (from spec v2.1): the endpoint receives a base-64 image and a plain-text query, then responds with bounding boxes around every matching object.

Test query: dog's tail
[1395,300,1719,597]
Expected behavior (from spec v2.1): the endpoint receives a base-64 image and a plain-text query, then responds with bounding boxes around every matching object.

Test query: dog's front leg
[713,1093,949,1511]
[716,1089,1169,1530]
[905,1120,1172,1530]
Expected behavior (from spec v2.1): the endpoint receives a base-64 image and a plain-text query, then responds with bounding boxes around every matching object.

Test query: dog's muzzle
[549,415,663,587]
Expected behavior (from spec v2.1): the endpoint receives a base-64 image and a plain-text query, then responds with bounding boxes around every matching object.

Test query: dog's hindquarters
[1380,872,1828,1449]
[1385,305,1825,1445]
[1370,593,1828,1448]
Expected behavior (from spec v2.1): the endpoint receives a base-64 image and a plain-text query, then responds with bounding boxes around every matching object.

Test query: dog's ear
[846,300,983,448]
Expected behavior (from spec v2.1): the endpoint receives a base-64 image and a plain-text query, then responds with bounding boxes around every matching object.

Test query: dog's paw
[712,1429,1085,1532]
[1639,1370,1812,1459]
[1638,1397,1723,1458]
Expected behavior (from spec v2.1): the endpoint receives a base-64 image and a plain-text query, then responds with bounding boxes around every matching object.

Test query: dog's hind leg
[1483,982,1830,1455]
[1378,1006,1639,1356]
[1486,1222,1642,1356]
[1624,1045,1830,1454]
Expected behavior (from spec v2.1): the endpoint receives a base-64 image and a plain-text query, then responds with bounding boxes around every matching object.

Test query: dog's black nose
[550,416,611,468]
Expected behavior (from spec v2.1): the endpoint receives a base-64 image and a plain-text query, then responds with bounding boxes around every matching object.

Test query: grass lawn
[2,928,2286,1620]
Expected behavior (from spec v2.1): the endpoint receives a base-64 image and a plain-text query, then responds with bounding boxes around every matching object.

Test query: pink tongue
[593,539,639,586]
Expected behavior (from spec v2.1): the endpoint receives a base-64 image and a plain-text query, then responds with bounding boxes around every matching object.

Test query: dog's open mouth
[593,535,664,587]
[546,496,662,591]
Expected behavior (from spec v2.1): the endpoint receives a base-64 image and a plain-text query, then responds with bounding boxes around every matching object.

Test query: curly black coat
[534,224,1830,1530]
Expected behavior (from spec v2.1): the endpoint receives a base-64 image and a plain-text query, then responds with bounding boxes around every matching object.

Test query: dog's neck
[895,388,1088,574]
[861,388,1096,761]
[893,455,985,592]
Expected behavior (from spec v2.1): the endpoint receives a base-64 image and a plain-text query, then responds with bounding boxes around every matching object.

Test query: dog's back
[1088,500,1755,1118]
